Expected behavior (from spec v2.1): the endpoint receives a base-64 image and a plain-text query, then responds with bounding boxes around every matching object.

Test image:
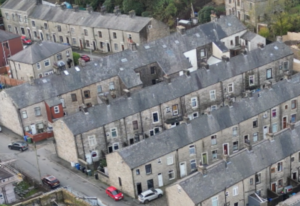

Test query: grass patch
[24,189,38,198]
[16,181,30,190]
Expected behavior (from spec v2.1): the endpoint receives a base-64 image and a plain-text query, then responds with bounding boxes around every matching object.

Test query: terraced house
[166,122,300,206]
[0,15,266,138]
[105,74,300,198]
[0,0,169,53]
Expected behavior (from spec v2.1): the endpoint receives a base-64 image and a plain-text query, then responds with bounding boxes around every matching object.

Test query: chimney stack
[123,89,131,98]
[128,37,137,51]
[276,36,283,42]
[129,10,135,18]
[225,97,233,107]
[266,133,274,142]
[164,75,171,84]
[73,5,79,12]
[36,0,42,5]
[222,55,229,62]
[284,71,291,80]
[288,123,295,130]
[183,115,190,124]
[29,76,34,85]
[184,69,190,77]
[204,108,211,115]
[197,164,207,175]
[60,4,66,10]
[100,5,106,15]
[264,80,272,89]
[176,25,186,35]
[86,4,93,13]
[223,155,230,168]
[114,6,120,16]
[245,139,252,151]
[210,10,217,22]
[100,96,110,105]
[257,43,264,49]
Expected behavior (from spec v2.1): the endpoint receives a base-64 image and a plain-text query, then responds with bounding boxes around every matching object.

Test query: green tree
[198,6,214,24]
[258,27,270,38]
[103,0,114,12]
[122,0,144,15]
[73,52,81,66]
[165,2,177,17]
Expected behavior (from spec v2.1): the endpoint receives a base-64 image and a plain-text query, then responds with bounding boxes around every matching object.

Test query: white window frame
[232,127,238,136]
[111,128,118,137]
[152,112,159,123]
[168,170,175,180]
[54,106,60,114]
[34,107,41,116]
[113,142,119,151]
[36,62,41,70]
[167,156,174,165]
[191,97,198,108]
[210,90,216,101]
[228,83,234,93]
[249,75,255,86]
[211,135,217,145]
[44,59,50,67]
[212,150,218,160]
[109,82,115,90]
[253,133,258,142]
[21,111,27,119]
[88,135,97,147]
[189,145,196,155]
[277,162,283,172]
[190,159,196,171]
[212,196,218,206]
[272,123,278,133]
[233,186,238,196]
[266,68,272,79]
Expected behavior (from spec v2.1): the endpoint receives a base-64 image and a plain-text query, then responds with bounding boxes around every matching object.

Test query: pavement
[0,127,168,206]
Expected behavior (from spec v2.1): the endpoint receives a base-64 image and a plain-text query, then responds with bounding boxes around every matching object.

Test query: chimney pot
[129,10,136,18]
[176,25,186,35]
[73,5,79,12]
[204,108,211,115]
[164,75,171,84]
[266,133,274,142]
[128,38,137,51]
[222,55,229,62]
[114,6,120,16]
[197,165,207,175]
[276,36,283,42]
[100,5,106,15]
[288,123,295,130]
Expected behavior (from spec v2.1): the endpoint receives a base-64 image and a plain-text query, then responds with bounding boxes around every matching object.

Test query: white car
[138,188,163,204]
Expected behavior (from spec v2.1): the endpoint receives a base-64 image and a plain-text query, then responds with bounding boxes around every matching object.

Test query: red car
[42,175,60,189]
[106,186,123,201]
[80,55,90,62]
[21,36,32,45]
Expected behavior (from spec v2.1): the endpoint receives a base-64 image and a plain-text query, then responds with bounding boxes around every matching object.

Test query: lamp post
[34,142,42,184]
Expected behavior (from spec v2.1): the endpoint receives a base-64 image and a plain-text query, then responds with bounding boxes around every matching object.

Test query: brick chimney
[176,25,186,35]
[86,4,93,13]
[100,5,106,15]
[197,165,207,175]
[114,6,121,16]
[123,89,131,98]
[222,55,229,63]
[129,10,135,18]
[164,75,171,84]
[210,10,217,22]
[36,0,42,5]
[73,5,79,12]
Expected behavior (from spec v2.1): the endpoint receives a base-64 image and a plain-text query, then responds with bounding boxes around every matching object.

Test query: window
[250,178,253,185]
[114,43,118,51]
[255,173,261,183]
[232,127,238,136]
[291,114,296,123]
[72,38,77,45]
[5,13,9,20]
[191,97,198,108]
[168,170,175,180]
[211,135,217,145]
[57,25,61,32]
[46,34,50,40]
[133,120,138,130]
[34,107,41,116]
[100,42,104,49]
[70,27,75,34]
[189,145,195,155]
[84,29,88,36]
[18,15,22,22]
[212,196,218,206]
[157,158,162,164]
[233,141,238,151]
[71,93,77,102]
[88,135,97,147]
[266,68,272,79]
[21,111,27,119]
[111,128,117,137]
[253,133,258,142]
[278,179,283,187]
[8,25,12,32]
[291,157,295,162]
[253,119,258,128]
[285,105,288,110]
[299,152,300,162]
[210,90,216,101]
[44,23,48,30]
[191,159,196,170]
[84,90,90,99]
[34,31,37,38]
[54,106,60,114]
[113,143,119,151]
[192,112,199,119]
[31,20,35,27]
[167,156,174,165]
[86,40,90,47]
[136,169,140,175]
[150,66,156,74]
[57,53,62,60]
[283,62,288,70]
[172,104,178,115]
[113,32,117,39]
[212,150,218,160]
[98,31,102,38]
[97,85,102,93]
[272,109,277,118]
[118,177,122,186]
[249,75,255,86]
[200,49,206,58]
[291,100,297,109]
[272,123,278,133]
[44,59,50,67]
[228,83,234,93]
[25,126,30,132]
[244,135,249,143]
[152,112,159,123]
[145,164,152,174]
[109,82,115,90]
[233,186,238,196]
[66,50,70,57]
[230,40,233,45]
[277,162,283,172]
[211,105,217,111]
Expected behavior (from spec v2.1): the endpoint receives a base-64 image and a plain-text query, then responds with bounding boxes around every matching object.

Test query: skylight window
[274,46,278,50]
[120,67,124,71]
[175,40,179,44]
[144,45,150,49]
[42,79,47,83]
[75,66,80,71]
[195,33,200,37]
[64,70,69,75]
[228,23,232,26]
[121,58,128,63]
[162,44,167,48]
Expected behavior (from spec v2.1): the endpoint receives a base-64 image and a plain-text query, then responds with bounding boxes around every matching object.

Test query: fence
[0,75,24,87]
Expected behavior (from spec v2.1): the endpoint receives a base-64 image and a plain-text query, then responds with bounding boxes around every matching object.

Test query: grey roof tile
[0,30,20,42]
[179,124,300,204]
[0,168,13,180]
[241,30,258,41]
[1,0,36,11]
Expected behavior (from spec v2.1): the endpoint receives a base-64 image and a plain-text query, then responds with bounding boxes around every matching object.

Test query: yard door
[180,162,186,177]
[158,173,163,187]
[263,126,269,139]
[30,124,37,135]
[0,192,4,204]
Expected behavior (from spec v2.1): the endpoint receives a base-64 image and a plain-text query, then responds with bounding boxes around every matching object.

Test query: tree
[198,6,214,24]
[122,0,144,15]
[73,52,81,66]
[258,27,270,38]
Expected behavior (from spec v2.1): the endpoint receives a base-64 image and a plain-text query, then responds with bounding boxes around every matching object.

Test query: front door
[40,32,43,40]
[180,162,186,177]
[271,183,276,192]
[263,126,269,139]
[66,37,70,44]
[136,183,142,195]
[158,173,163,187]
[93,41,96,50]
[283,117,287,129]
[235,36,239,46]
[223,144,229,155]
[202,153,208,165]
[30,124,37,135]
[107,43,110,52]
[147,179,153,189]
[21,28,25,35]
[27,29,31,39]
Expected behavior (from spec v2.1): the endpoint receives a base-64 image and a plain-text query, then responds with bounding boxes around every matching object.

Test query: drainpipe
[80,134,86,161]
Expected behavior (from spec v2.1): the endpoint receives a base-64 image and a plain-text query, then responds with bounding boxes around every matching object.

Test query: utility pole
[34,142,42,183]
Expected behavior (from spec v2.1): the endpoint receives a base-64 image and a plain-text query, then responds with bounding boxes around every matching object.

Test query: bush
[198,6,215,24]
[258,27,270,38]
[73,52,80,66]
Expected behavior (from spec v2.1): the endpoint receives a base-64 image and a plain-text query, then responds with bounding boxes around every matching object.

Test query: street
[0,129,167,206]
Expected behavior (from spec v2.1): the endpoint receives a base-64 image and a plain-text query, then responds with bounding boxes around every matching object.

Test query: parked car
[138,188,163,204]
[42,175,60,189]
[21,36,32,45]
[105,186,123,201]
[8,141,28,151]
[80,55,90,62]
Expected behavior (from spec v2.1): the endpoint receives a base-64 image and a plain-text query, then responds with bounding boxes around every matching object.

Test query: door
[80,39,83,50]
[0,192,4,204]
[53,35,56,42]
[27,29,31,39]
[263,126,268,139]
[21,28,25,35]
[180,162,186,177]
[93,41,96,50]
[30,124,37,135]
[283,117,287,129]
[235,36,239,46]
[122,45,124,51]
[66,37,69,44]
[271,183,276,192]
[136,183,142,195]
[40,32,44,40]
[15,27,18,34]
[223,144,229,155]
[107,43,110,52]
[202,153,208,165]
[147,179,153,189]
[158,173,163,187]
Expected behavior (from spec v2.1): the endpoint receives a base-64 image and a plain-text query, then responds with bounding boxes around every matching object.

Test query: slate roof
[29,4,152,33]
[178,122,300,204]
[117,73,300,169]
[1,0,36,11]
[45,97,61,107]
[241,31,258,41]
[4,15,249,109]
[0,168,13,180]
[0,29,20,42]
[213,41,228,52]
[8,41,71,64]
[59,41,293,136]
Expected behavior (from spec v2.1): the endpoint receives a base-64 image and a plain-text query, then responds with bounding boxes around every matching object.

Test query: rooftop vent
[175,40,179,44]
[227,23,231,26]
[129,10,136,18]
[64,70,69,75]
[162,44,167,48]
[195,33,200,38]
[144,45,150,49]
[120,67,124,71]
[75,66,80,71]
[121,58,128,63]
[42,79,47,83]
[274,46,278,50]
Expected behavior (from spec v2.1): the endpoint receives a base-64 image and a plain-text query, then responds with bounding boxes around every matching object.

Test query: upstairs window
[31,20,35,27]
[211,135,217,145]
[54,106,60,114]
[132,120,138,130]
[266,68,272,79]
[71,93,77,102]
[152,112,159,123]
[189,145,195,155]
[210,90,216,101]
[84,90,90,99]
[88,135,97,147]
[34,107,41,116]
[84,29,88,36]
[291,100,297,109]
[98,31,102,38]
[191,97,198,108]
[44,23,48,30]
[145,164,152,175]
[113,32,117,39]
[57,53,62,61]
[21,111,27,119]
[109,82,115,90]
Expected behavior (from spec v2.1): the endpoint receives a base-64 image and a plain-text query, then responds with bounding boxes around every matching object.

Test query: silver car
[138,188,163,204]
